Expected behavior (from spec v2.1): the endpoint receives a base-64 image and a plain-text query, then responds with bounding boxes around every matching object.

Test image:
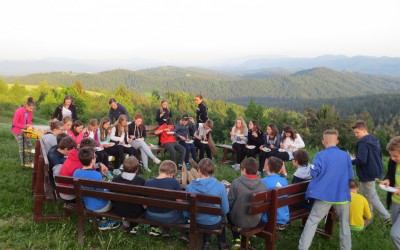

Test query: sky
[1,0,399,65]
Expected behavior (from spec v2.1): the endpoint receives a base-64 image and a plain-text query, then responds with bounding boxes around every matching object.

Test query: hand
[103,144,110,148]
[259,145,264,150]
[26,124,33,130]
[189,117,195,123]
[230,131,234,136]
[380,179,390,187]
[395,188,400,196]
[164,128,170,132]
[160,111,165,117]
[99,163,108,175]
[252,131,258,137]
[127,138,132,143]
[239,136,244,140]
[130,135,136,140]
[180,136,186,140]
[195,135,201,140]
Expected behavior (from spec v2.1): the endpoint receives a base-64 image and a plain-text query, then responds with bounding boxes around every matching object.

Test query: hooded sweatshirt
[352,135,383,182]
[229,175,267,228]
[185,177,229,225]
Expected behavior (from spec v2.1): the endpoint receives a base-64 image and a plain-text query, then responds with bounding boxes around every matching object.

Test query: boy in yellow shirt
[349,180,372,231]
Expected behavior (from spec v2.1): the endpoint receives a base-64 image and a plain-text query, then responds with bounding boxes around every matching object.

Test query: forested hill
[2,66,400,102]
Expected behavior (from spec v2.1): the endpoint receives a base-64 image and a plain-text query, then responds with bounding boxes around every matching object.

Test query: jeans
[163,142,186,165]
[299,200,351,250]
[361,181,391,220]
[390,202,400,249]
[232,143,246,164]
[145,210,185,224]
[130,139,156,168]
[178,140,198,163]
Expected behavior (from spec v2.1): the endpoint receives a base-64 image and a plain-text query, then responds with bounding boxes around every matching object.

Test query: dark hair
[56,133,69,145]
[250,120,260,132]
[241,157,258,175]
[109,98,117,105]
[165,117,174,125]
[204,119,213,129]
[123,156,140,173]
[78,147,96,166]
[49,120,64,131]
[158,160,177,175]
[267,123,279,137]
[351,120,368,131]
[58,136,77,150]
[349,180,358,189]
[63,95,73,104]
[292,149,309,166]
[181,114,190,121]
[26,97,35,107]
[80,137,97,148]
[282,125,297,141]
[71,120,83,136]
[196,94,203,100]
[88,119,98,127]
[198,158,215,176]
[267,157,283,174]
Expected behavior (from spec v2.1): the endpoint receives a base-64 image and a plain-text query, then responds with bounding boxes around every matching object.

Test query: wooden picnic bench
[54,176,225,249]
[32,139,67,222]
[216,144,236,164]
[231,181,335,250]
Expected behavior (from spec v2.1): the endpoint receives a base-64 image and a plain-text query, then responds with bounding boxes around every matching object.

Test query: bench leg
[241,235,250,249]
[189,232,197,250]
[77,214,85,246]
[221,150,228,164]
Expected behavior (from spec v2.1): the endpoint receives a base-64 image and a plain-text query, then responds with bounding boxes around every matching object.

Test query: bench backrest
[145,125,160,138]
[56,176,222,221]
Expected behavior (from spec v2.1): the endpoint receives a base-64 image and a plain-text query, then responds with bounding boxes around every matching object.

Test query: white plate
[379,184,399,193]
[246,145,256,149]
[236,134,244,137]
[108,142,115,147]
[278,148,287,152]
[135,138,144,141]
[201,141,209,144]
[166,131,175,135]
[186,140,194,144]
[121,144,131,148]
[262,147,271,152]
[95,147,103,151]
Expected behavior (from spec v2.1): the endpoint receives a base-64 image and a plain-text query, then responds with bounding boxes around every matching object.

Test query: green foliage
[244,99,264,123]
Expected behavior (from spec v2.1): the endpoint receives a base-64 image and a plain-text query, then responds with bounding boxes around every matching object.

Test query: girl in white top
[230,117,249,169]
[110,115,135,159]
[276,125,305,161]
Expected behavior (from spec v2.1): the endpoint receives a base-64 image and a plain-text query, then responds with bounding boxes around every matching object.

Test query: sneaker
[276,223,288,231]
[384,218,392,225]
[153,157,161,164]
[202,241,211,250]
[130,226,139,234]
[177,164,182,171]
[98,219,121,231]
[149,226,162,237]
[143,166,152,172]
[231,238,241,249]
[24,162,34,168]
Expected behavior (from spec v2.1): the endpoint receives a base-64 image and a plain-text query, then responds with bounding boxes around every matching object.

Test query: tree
[244,99,264,123]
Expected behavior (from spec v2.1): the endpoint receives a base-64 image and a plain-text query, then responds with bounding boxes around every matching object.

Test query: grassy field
[0,124,395,250]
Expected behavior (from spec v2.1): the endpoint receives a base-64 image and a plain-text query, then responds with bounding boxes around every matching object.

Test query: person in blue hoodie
[352,120,391,224]
[185,158,229,250]
[299,129,353,250]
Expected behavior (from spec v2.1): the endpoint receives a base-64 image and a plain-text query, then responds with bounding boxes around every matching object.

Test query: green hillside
[3,67,400,102]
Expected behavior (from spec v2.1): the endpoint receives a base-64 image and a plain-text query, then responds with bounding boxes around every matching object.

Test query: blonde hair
[159,99,170,114]
[233,117,247,134]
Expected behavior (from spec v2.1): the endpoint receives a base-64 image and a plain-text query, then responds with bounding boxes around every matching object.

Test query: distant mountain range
[2,55,400,76]
[3,67,400,106]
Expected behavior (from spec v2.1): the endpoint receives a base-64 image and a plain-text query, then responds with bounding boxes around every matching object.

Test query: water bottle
[105,171,113,181]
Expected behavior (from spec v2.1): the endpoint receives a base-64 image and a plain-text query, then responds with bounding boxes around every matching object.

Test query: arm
[120,104,129,121]
[347,156,354,180]
[154,124,165,135]
[12,109,25,130]
[52,106,60,120]
[228,180,236,208]
[109,127,122,142]
[311,153,322,179]
[71,105,78,121]
[352,142,368,165]
[108,108,114,124]
[293,134,305,150]
[199,104,208,123]
[274,134,281,149]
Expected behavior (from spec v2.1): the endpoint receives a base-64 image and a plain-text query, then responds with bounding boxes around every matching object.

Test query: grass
[0,124,395,250]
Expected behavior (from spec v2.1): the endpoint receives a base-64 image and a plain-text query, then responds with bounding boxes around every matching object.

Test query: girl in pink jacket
[12,97,35,166]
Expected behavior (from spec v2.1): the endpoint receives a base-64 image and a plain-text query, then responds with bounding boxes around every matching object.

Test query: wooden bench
[55,176,224,249]
[232,181,335,250]
[216,144,236,164]
[32,139,67,222]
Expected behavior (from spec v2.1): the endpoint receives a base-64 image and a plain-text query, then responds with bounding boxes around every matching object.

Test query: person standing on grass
[352,120,391,224]
[108,98,129,124]
[52,95,78,121]
[11,97,35,167]
[299,129,353,250]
